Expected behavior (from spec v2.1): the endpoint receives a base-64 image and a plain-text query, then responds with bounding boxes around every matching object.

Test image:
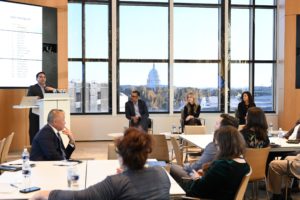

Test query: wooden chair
[235,167,252,200]
[0,132,15,163]
[107,143,117,160]
[244,147,270,200]
[171,136,184,166]
[0,138,6,164]
[238,124,245,131]
[148,134,169,162]
[184,125,207,135]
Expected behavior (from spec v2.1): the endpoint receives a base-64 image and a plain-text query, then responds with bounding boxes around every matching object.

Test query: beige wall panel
[0,90,28,151]
[286,0,300,15]
[281,14,300,130]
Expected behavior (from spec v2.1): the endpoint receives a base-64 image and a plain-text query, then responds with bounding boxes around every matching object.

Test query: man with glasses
[125,90,149,132]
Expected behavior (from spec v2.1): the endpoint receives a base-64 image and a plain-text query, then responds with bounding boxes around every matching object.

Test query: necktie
[57,132,66,160]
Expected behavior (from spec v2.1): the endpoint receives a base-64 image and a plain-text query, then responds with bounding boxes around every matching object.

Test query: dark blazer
[125,99,149,120]
[27,83,44,98]
[30,124,75,161]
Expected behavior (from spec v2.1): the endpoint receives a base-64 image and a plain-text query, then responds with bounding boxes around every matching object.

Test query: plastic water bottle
[278,128,284,138]
[171,124,176,134]
[269,122,273,133]
[22,148,31,189]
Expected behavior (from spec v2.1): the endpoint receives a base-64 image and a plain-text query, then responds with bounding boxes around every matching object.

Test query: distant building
[147,64,160,89]
[69,80,108,113]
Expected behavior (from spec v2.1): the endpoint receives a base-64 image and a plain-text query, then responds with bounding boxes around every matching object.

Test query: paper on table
[0,183,17,193]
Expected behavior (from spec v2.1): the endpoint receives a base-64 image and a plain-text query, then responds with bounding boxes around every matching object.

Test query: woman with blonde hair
[182,92,201,127]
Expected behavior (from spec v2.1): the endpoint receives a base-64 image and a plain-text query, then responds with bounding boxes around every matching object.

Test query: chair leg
[264,178,269,200]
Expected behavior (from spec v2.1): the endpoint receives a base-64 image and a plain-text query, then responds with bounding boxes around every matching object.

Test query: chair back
[171,136,183,166]
[107,143,118,160]
[0,132,15,163]
[234,167,252,200]
[244,147,270,181]
[184,125,206,135]
[148,134,169,162]
[238,125,245,131]
[0,138,6,164]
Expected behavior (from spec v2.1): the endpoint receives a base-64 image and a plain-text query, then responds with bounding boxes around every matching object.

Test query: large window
[68,0,277,114]
[118,2,169,112]
[173,3,221,112]
[229,1,276,112]
[68,1,110,114]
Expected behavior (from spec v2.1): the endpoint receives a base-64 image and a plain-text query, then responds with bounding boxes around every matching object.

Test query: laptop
[19,96,39,106]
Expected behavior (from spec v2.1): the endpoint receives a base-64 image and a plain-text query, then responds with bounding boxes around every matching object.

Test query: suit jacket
[125,99,149,120]
[30,124,75,161]
[27,83,44,98]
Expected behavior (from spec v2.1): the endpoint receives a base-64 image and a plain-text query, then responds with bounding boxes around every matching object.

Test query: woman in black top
[237,91,256,124]
[183,92,201,126]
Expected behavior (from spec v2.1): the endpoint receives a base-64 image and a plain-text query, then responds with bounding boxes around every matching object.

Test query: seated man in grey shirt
[170,114,239,183]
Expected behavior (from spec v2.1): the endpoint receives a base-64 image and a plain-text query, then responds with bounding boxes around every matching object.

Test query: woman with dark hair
[31,128,170,200]
[181,126,250,200]
[240,107,270,148]
[182,92,201,127]
[237,91,256,124]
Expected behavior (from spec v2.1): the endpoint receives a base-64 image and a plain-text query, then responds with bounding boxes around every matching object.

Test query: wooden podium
[32,93,71,146]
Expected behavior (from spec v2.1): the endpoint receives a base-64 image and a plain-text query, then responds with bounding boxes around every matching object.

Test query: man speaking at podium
[27,72,56,144]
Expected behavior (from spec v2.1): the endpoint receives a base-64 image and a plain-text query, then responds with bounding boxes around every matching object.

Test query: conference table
[179,134,300,153]
[0,159,185,199]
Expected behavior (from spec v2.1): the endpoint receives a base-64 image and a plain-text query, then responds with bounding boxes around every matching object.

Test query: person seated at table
[180,126,250,200]
[237,91,256,125]
[125,90,149,132]
[284,118,300,140]
[182,92,201,129]
[170,114,239,183]
[240,107,270,148]
[267,154,300,200]
[30,109,76,161]
[30,127,171,200]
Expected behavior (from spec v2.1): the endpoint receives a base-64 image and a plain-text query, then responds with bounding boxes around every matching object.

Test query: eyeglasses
[131,95,138,98]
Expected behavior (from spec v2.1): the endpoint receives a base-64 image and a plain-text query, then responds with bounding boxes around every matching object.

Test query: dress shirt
[133,102,141,117]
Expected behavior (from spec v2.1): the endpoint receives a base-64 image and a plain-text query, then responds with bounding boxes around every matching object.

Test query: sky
[68,2,275,88]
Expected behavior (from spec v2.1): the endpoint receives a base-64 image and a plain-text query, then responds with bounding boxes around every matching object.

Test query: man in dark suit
[125,90,149,132]
[27,72,56,144]
[30,109,75,161]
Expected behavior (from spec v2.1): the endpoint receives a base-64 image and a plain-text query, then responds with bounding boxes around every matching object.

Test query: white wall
[71,113,279,141]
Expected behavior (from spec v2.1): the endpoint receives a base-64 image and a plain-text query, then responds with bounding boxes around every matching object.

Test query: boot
[282,188,293,200]
[270,194,283,200]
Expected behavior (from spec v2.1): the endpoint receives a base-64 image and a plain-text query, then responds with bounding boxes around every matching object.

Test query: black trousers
[29,111,39,144]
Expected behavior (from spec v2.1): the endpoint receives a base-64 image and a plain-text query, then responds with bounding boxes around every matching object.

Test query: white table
[0,160,185,199]
[0,160,87,199]
[179,134,300,153]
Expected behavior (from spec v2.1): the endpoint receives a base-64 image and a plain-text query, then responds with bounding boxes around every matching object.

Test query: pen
[10,184,19,189]
[9,163,22,165]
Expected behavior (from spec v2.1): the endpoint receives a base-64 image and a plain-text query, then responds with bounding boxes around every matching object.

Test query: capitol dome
[147,64,160,89]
